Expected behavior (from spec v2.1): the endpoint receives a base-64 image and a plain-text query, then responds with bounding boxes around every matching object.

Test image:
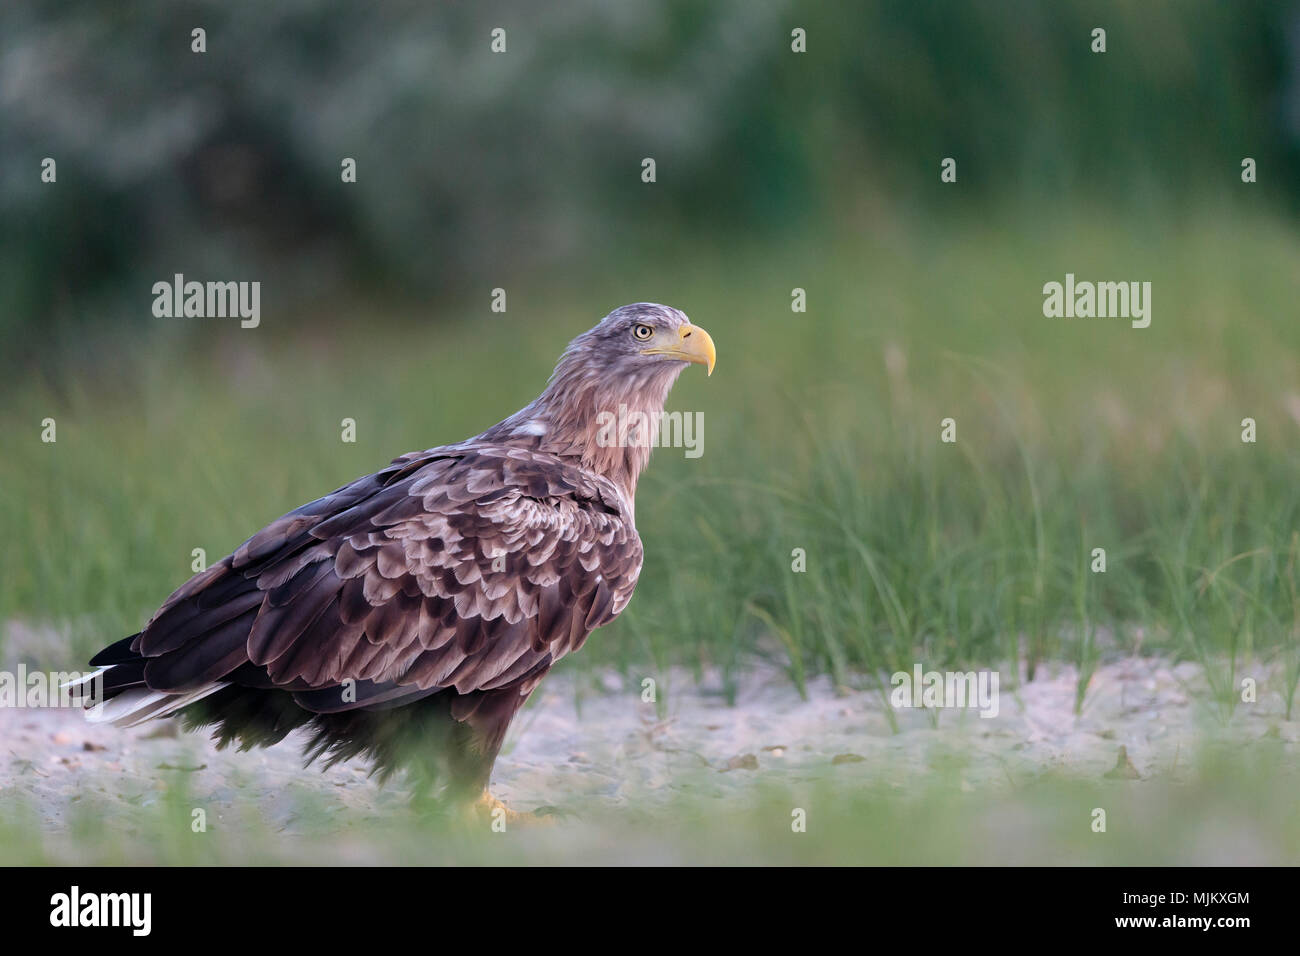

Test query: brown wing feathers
[98,445,641,724]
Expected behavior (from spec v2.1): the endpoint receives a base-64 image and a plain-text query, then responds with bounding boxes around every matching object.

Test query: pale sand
[1,655,1296,835]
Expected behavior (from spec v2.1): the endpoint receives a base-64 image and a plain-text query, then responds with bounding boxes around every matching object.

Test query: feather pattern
[128,444,642,698]
[83,303,712,801]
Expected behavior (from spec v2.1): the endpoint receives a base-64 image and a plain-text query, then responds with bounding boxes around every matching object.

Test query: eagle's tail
[62,634,227,727]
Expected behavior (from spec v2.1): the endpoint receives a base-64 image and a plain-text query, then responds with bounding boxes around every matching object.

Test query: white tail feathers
[60,667,111,691]
[85,678,226,728]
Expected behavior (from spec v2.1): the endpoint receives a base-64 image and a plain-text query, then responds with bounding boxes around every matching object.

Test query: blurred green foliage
[2,739,1296,864]
[2,0,1297,360]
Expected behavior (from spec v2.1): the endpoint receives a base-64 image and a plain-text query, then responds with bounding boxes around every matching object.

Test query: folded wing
[92,444,641,724]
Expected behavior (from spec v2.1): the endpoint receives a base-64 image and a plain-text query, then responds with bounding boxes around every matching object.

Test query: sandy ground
[1,655,1297,838]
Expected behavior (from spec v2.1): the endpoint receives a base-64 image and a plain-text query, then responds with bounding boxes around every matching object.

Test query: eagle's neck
[489,356,685,500]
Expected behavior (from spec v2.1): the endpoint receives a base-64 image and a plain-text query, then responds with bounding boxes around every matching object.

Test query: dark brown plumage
[81,303,715,809]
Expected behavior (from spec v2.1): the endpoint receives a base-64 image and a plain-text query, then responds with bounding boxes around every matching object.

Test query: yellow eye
[633,324,654,341]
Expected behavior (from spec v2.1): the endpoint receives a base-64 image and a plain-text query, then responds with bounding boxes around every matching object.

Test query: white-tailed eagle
[79,303,715,814]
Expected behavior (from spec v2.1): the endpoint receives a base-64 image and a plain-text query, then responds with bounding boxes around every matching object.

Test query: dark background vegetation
[3,0,1298,360]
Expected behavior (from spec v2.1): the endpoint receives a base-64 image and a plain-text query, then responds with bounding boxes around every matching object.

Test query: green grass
[2,200,1298,711]
[1,739,1295,865]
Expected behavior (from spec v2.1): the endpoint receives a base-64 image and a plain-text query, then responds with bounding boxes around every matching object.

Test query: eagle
[77,303,715,816]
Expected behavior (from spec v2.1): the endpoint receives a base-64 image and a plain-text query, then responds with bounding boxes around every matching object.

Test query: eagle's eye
[632,324,654,341]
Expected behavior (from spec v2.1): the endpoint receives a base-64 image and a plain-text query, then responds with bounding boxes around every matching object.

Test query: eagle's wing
[98,444,641,717]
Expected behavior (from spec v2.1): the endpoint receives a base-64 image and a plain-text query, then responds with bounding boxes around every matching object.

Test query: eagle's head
[569,302,715,379]
[496,302,716,495]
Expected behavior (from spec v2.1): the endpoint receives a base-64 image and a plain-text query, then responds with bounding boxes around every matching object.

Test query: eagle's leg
[472,790,557,827]
[474,790,521,821]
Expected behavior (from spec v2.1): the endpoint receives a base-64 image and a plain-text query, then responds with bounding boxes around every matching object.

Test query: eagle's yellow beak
[643,323,716,376]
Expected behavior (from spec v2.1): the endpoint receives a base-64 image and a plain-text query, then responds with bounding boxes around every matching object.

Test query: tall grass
[2,202,1297,714]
